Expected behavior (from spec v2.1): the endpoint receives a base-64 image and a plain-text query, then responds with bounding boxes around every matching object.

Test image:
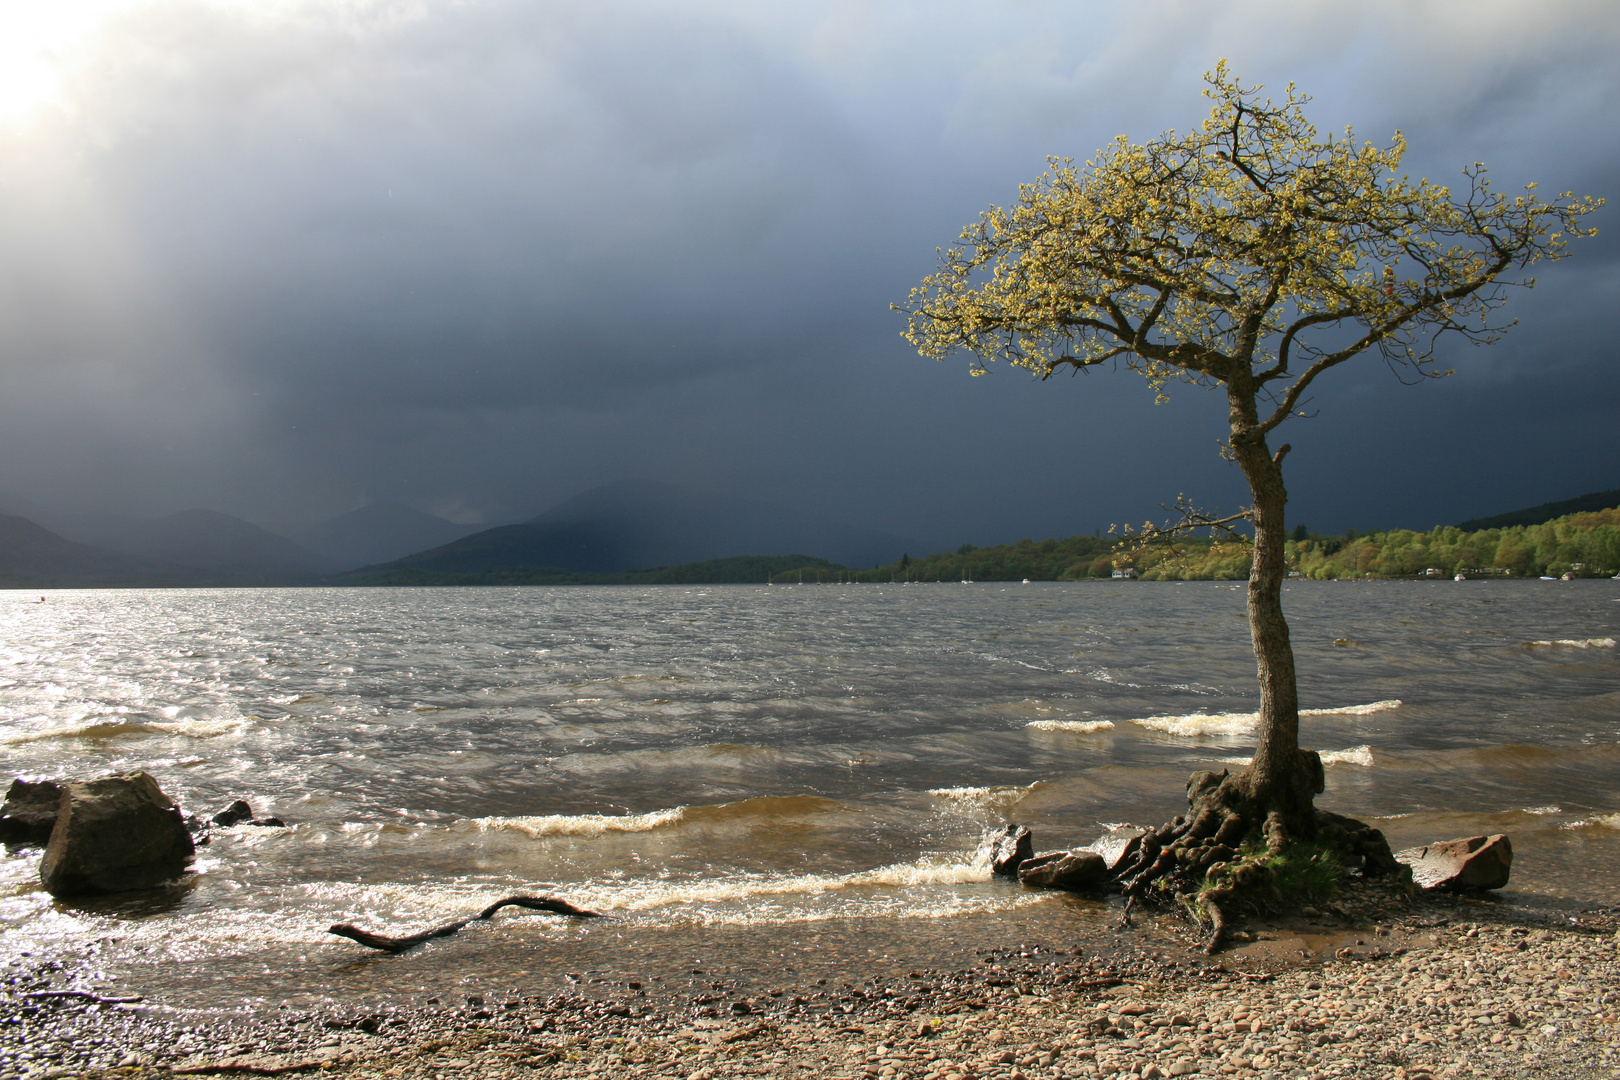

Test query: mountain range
[0,480,915,587]
[341,480,913,582]
[3,482,1612,590]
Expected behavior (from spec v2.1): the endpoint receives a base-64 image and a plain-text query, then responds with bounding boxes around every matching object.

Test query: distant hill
[1456,488,1620,532]
[51,509,322,583]
[0,515,197,588]
[292,501,481,571]
[347,553,843,586]
[771,534,1117,583]
[342,480,915,579]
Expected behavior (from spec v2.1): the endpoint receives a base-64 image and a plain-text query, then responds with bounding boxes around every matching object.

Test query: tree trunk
[1227,387,1322,846]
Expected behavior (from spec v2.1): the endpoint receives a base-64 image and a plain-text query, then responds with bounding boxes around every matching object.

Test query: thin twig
[23,989,143,1004]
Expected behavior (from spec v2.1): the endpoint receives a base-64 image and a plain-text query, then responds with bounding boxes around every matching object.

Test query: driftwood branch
[23,989,144,1004]
[327,894,608,954]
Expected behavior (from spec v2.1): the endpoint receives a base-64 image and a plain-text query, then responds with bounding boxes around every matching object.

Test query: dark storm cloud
[0,0,1615,543]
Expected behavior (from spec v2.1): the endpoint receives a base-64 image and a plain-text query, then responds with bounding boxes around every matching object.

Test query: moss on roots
[1193,839,1344,918]
[1104,769,1407,954]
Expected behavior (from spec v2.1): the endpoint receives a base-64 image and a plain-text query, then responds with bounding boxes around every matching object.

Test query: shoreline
[5,884,1616,1080]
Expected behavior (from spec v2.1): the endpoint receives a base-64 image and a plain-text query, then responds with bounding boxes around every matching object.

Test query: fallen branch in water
[327,894,607,953]
[23,989,144,1004]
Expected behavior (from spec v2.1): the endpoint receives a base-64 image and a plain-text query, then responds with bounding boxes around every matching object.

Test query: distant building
[1111,567,1139,580]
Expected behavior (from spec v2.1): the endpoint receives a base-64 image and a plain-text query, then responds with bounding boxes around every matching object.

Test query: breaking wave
[0,715,251,745]
[559,858,1005,925]
[1562,814,1620,832]
[1319,745,1375,767]
[927,782,1046,817]
[469,794,846,838]
[1303,700,1403,717]
[1130,700,1401,737]
[1524,637,1616,649]
[1025,719,1116,733]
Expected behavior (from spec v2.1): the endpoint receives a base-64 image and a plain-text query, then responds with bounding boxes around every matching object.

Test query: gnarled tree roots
[1101,765,1407,954]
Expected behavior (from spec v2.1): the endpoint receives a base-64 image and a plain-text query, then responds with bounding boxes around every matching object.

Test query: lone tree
[901,65,1600,942]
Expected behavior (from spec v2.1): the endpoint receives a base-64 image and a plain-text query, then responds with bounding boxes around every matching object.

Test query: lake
[1,581,1616,1010]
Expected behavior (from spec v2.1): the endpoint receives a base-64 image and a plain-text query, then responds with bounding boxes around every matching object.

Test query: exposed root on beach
[327,895,607,953]
[1100,766,1411,953]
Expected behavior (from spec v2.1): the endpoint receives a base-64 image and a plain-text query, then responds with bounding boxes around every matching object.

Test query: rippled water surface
[2,582,1616,1009]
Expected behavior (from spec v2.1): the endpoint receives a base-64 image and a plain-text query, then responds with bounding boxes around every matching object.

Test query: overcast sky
[0,0,1615,549]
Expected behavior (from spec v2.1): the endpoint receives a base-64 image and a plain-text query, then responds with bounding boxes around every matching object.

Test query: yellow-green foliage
[900,63,1600,401]
[1289,509,1620,579]
[771,503,1620,584]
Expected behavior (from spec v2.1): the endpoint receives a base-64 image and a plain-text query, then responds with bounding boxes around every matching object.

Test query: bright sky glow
[0,0,1611,535]
[0,0,148,121]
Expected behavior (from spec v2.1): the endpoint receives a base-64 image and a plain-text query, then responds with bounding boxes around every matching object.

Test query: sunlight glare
[0,0,161,123]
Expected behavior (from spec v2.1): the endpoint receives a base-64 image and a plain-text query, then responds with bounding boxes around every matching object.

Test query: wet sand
[6,883,1617,1080]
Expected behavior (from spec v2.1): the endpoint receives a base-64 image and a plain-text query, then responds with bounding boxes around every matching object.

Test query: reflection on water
[1,580,1616,1008]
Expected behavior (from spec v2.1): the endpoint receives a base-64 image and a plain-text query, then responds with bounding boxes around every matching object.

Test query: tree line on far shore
[772,505,1620,584]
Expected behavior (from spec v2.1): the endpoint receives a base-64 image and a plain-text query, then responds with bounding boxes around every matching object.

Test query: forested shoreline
[776,505,1620,584]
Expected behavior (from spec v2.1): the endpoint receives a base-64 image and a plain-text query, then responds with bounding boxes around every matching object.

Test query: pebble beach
[5,883,1616,1080]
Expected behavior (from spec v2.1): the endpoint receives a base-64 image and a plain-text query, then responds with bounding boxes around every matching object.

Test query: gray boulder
[1393,834,1512,891]
[0,779,63,846]
[983,824,1033,877]
[1017,849,1107,891]
[39,772,195,897]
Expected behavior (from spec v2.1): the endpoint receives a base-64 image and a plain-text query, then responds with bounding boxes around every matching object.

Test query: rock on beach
[38,771,195,897]
[1017,850,1106,892]
[1393,834,1512,891]
[985,825,1033,878]
[0,778,62,846]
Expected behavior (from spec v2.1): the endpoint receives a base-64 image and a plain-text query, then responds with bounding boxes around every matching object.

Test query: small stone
[210,799,255,827]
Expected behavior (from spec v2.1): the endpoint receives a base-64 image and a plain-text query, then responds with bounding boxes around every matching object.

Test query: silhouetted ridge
[0,516,196,588]
[345,479,913,578]
[1456,488,1620,531]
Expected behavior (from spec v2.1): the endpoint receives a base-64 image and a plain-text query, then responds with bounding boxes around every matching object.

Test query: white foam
[1525,637,1616,649]
[1025,719,1116,733]
[1131,711,1264,736]
[927,782,1045,815]
[1523,805,1562,815]
[1319,745,1374,767]
[467,794,843,839]
[472,809,685,838]
[1129,700,1401,737]
[1301,700,1403,717]
[570,859,995,917]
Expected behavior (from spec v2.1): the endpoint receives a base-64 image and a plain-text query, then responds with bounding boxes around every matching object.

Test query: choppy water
[2,581,1617,1010]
